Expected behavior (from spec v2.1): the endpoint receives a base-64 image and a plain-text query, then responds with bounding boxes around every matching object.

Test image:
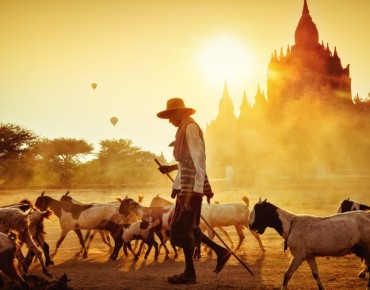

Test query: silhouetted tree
[0,123,37,185]
[32,138,93,186]
[0,123,37,160]
[78,139,161,185]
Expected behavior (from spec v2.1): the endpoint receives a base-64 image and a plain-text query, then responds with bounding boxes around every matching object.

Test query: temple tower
[267,0,352,109]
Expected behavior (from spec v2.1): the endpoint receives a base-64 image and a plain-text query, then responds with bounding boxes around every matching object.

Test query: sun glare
[198,35,253,85]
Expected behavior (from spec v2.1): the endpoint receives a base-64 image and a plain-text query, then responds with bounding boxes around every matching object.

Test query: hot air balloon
[110,117,118,127]
[91,83,97,90]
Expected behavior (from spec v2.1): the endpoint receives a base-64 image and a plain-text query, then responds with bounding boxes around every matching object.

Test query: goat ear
[116,197,122,202]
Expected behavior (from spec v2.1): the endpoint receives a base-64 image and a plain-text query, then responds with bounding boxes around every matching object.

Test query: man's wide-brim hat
[157,98,196,119]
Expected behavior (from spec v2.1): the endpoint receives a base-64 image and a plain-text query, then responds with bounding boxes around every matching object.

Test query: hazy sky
[1,0,369,160]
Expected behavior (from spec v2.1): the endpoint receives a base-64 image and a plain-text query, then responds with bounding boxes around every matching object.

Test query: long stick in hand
[154,158,254,276]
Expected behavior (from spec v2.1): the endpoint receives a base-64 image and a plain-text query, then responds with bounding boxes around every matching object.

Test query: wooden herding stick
[154,158,254,276]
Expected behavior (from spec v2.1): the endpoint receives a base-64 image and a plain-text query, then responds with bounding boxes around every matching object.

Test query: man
[157,97,231,284]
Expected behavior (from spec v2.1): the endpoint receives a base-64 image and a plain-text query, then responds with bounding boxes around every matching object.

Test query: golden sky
[1,0,369,160]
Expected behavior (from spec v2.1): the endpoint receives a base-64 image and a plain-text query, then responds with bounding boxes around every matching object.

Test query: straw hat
[157,98,196,119]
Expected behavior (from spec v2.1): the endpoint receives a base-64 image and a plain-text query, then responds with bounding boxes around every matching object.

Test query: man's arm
[186,123,206,194]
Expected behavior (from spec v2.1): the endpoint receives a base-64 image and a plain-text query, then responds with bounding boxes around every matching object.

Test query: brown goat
[0,232,30,289]
[0,207,51,278]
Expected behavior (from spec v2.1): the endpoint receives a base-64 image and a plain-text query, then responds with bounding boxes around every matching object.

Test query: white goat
[59,192,117,255]
[337,198,370,278]
[249,199,370,290]
[35,191,122,259]
[98,219,158,261]
[118,196,175,259]
[84,197,143,253]
[149,195,178,258]
[200,196,265,254]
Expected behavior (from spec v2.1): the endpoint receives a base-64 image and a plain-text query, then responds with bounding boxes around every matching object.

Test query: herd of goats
[1,190,370,289]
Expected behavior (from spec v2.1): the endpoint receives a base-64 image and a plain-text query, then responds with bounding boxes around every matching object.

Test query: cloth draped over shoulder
[172,117,213,200]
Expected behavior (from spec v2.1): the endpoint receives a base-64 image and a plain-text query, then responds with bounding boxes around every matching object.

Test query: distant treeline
[0,123,168,187]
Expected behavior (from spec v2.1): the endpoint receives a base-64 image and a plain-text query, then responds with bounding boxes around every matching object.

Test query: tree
[78,139,161,185]
[32,138,94,186]
[0,123,38,185]
[0,123,37,160]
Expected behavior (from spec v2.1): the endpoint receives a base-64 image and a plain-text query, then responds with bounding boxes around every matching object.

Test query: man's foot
[214,249,232,274]
[167,273,196,284]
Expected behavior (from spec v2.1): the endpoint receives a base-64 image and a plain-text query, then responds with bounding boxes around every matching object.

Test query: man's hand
[158,164,177,174]
[171,189,180,199]
[205,191,214,204]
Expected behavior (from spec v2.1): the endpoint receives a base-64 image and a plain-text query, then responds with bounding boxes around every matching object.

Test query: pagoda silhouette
[205,0,370,185]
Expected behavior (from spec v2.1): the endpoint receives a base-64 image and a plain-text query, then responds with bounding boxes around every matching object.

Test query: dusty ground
[1,183,369,289]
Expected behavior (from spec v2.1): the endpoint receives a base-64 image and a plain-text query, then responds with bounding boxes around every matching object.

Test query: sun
[198,35,253,85]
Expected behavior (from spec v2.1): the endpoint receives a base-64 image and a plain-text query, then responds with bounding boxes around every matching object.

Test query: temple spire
[294,0,319,46]
[240,91,250,111]
[303,0,309,15]
[254,84,267,108]
[333,46,338,58]
[222,80,230,99]
[239,90,252,120]
[218,80,235,118]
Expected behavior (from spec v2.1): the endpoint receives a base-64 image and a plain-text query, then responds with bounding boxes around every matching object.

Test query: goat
[75,194,143,254]
[0,207,51,278]
[200,196,265,254]
[3,200,54,269]
[249,198,370,290]
[337,198,370,278]
[97,219,158,261]
[118,196,175,259]
[337,198,370,214]
[149,195,178,258]
[150,195,235,255]
[35,191,91,258]
[23,205,54,270]
[0,232,30,289]
[37,191,127,259]
[59,191,118,256]
[58,191,138,257]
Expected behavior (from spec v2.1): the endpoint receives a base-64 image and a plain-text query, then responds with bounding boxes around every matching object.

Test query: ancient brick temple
[267,0,352,108]
[205,0,369,184]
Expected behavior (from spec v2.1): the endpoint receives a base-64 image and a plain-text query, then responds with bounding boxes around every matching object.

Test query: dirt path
[1,187,368,289]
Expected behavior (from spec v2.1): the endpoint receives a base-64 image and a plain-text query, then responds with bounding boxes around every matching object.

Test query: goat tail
[241,196,250,208]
